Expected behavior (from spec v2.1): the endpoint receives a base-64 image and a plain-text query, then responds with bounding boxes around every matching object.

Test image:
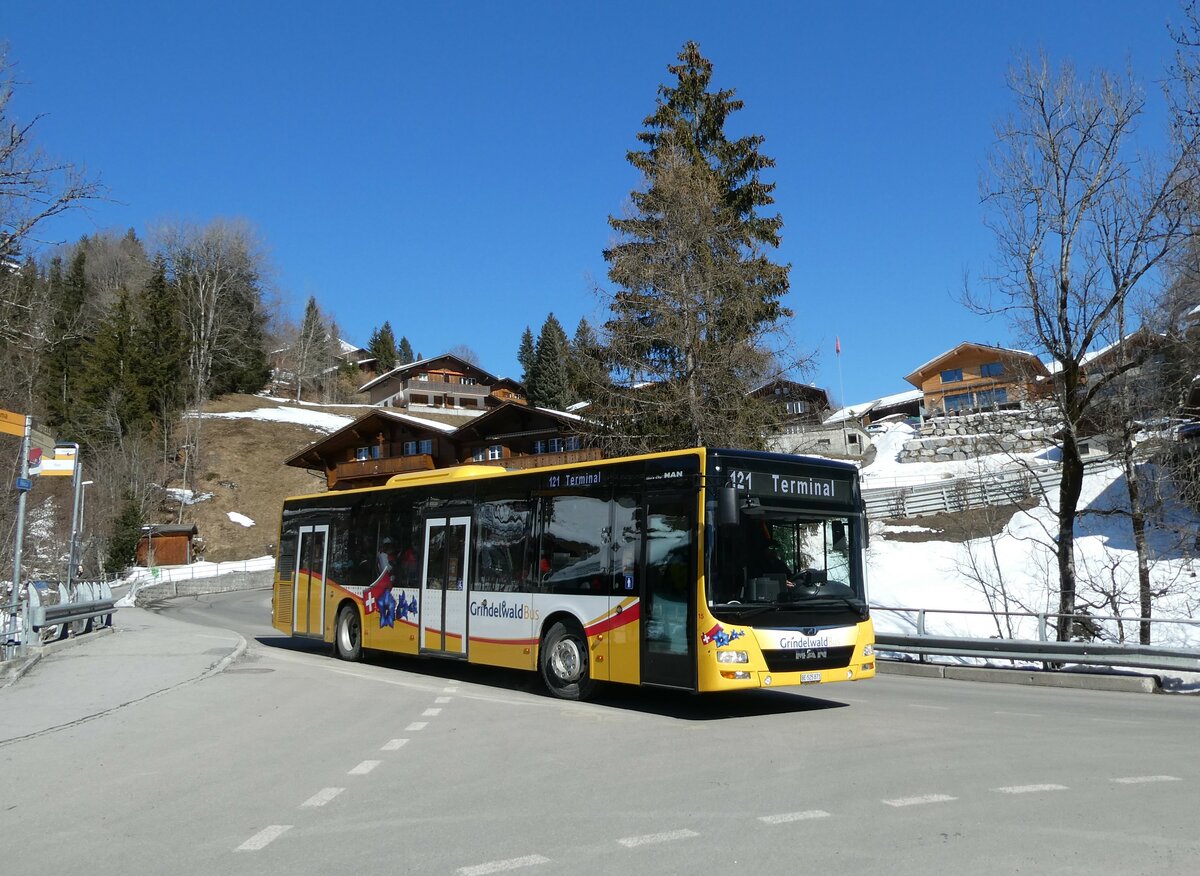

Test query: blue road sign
[15,477,33,492]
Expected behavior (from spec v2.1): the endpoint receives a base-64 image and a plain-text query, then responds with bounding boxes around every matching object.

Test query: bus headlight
[863,644,875,657]
[716,650,748,664]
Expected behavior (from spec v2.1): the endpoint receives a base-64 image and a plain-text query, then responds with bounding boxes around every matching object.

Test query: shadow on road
[253,635,854,720]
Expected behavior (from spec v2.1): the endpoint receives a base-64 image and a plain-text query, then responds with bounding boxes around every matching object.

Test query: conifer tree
[528,314,571,410]
[568,317,607,402]
[398,336,414,365]
[134,257,187,431]
[594,42,793,452]
[517,327,536,386]
[104,490,143,575]
[370,321,399,372]
[77,287,149,443]
[41,247,92,435]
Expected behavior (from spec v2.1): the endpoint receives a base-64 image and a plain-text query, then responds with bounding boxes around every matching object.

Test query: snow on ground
[863,421,1200,650]
[164,487,213,505]
[227,512,255,527]
[192,404,354,433]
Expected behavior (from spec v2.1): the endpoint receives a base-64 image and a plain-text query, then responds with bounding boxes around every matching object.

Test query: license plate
[801,672,822,684]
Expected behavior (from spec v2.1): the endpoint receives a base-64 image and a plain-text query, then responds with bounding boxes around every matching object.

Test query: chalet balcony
[483,448,604,471]
[333,454,434,485]
[402,378,490,397]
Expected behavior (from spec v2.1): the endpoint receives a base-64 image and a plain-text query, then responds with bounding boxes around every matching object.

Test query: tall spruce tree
[41,247,93,436]
[594,42,792,452]
[77,286,149,443]
[370,321,399,372]
[517,327,536,386]
[568,317,607,402]
[528,314,571,410]
[134,257,187,432]
[398,336,414,364]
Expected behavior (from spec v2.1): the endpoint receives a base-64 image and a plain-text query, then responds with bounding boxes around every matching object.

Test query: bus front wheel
[335,604,362,661]
[540,622,594,700]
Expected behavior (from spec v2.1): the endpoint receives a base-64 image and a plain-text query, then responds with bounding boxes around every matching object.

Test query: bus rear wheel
[335,604,362,661]
[540,622,594,701]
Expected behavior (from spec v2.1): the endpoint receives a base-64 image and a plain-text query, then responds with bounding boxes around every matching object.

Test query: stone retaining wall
[133,569,274,605]
[898,409,1055,463]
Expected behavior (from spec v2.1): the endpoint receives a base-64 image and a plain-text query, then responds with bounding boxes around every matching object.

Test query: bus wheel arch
[538,614,594,701]
[335,600,363,661]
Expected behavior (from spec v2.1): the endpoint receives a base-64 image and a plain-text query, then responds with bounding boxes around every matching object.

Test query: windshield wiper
[713,603,778,619]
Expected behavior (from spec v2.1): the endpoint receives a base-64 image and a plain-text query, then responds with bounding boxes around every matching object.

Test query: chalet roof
[284,408,457,468]
[824,388,922,424]
[450,401,582,442]
[140,524,199,537]
[904,343,1049,388]
[357,353,501,394]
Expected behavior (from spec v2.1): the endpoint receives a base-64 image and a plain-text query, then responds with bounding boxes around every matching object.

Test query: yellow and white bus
[271,446,875,699]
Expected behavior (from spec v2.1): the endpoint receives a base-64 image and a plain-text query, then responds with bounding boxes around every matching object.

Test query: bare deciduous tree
[976,53,1200,640]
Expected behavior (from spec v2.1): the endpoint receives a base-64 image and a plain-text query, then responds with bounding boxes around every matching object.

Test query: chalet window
[403,441,417,456]
[548,438,566,453]
[462,377,477,385]
[565,436,582,451]
[975,388,1009,408]
[944,392,972,411]
[355,445,381,461]
[980,362,1004,378]
[785,400,808,415]
[487,445,504,460]
[533,440,546,454]
[940,368,963,384]
[472,448,486,462]
[848,434,860,445]
[418,439,433,455]
[417,373,429,381]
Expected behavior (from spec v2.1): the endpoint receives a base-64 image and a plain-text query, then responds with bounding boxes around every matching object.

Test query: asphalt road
[2,588,1198,875]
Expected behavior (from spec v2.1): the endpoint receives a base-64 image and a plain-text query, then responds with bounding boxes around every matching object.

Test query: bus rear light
[716,650,748,664]
[720,671,751,680]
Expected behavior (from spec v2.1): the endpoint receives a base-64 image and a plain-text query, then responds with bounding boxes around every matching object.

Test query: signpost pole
[11,415,33,657]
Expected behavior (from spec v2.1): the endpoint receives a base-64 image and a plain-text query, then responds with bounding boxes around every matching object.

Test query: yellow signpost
[0,408,25,438]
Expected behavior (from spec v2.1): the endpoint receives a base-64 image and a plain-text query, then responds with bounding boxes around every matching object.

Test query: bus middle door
[292,524,329,638]
[420,514,471,656]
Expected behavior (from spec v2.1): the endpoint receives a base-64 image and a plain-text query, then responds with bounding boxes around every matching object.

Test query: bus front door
[292,524,329,638]
[640,494,695,690]
[420,515,471,656]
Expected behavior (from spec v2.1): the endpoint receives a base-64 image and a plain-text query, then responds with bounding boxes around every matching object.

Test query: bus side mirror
[717,486,739,527]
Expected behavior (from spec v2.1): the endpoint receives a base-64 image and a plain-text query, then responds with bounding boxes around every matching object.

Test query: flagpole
[836,337,849,452]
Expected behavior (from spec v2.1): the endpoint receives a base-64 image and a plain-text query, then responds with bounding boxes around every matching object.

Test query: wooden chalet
[136,524,199,567]
[904,343,1049,416]
[449,402,599,470]
[357,354,504,418]
[284,409,459,490]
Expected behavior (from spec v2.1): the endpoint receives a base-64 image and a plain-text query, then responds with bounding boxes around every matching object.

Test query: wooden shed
[136,524,199,567]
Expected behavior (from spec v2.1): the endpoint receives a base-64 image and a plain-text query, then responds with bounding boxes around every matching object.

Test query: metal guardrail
[2,580,117,660]
[872,605,1200,673]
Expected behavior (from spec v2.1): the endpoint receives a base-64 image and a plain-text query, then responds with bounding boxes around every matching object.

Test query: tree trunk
[1056,430,1086,641]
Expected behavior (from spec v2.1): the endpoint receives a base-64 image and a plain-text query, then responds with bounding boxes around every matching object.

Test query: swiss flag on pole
[836,336,841,356]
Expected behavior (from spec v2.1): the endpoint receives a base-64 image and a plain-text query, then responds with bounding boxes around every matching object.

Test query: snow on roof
[357,353,500,393]
[370,408,458,433]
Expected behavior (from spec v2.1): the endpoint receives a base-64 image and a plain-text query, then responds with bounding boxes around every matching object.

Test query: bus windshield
[709,507,866,615]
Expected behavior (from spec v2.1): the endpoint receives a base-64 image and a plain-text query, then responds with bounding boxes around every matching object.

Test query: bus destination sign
[725,468,847,502]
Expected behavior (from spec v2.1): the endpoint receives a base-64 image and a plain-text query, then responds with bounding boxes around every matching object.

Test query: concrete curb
[880,659,1159,694]
[1,626,117,690]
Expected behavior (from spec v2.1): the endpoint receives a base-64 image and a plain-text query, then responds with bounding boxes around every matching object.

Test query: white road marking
[1090,717,1143,726]
[617,828,700,848]
[423,708,442,717]
[759,809,831,824]
[236,825,291,850]
[1112,775,1182,785]
[444,686,459,693]
[882,794,957,807]
[381,738,409,751]
[993,784,1068,794]
[457,854,551,874]
[994,711,1042,718]
[406,721,428,731]
[301,787,344,807]
[436,696,452,704]
[908,704,950,711]
[349,760,381,775]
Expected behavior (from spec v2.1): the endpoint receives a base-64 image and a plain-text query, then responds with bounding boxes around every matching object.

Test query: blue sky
[2,1,1185,406]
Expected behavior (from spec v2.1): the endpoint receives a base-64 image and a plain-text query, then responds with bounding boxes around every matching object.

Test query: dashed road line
[993,784,1068,794]
[349,760,381,775]
[406,721,428,731]
[236,825,291,851]
[457,854,551,875]
[423,707,443,717]
[617,828,700,848]
[1112,775,1181,785]
[759,810,831,824]
[1090,717,1143,726]
[382,738,410,751]
[994,711,1042,718]
[882,794,957,807]
[908,704,950,711]
[301,787,344,807]
[443,686,459,693]
[436,696,452,704]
